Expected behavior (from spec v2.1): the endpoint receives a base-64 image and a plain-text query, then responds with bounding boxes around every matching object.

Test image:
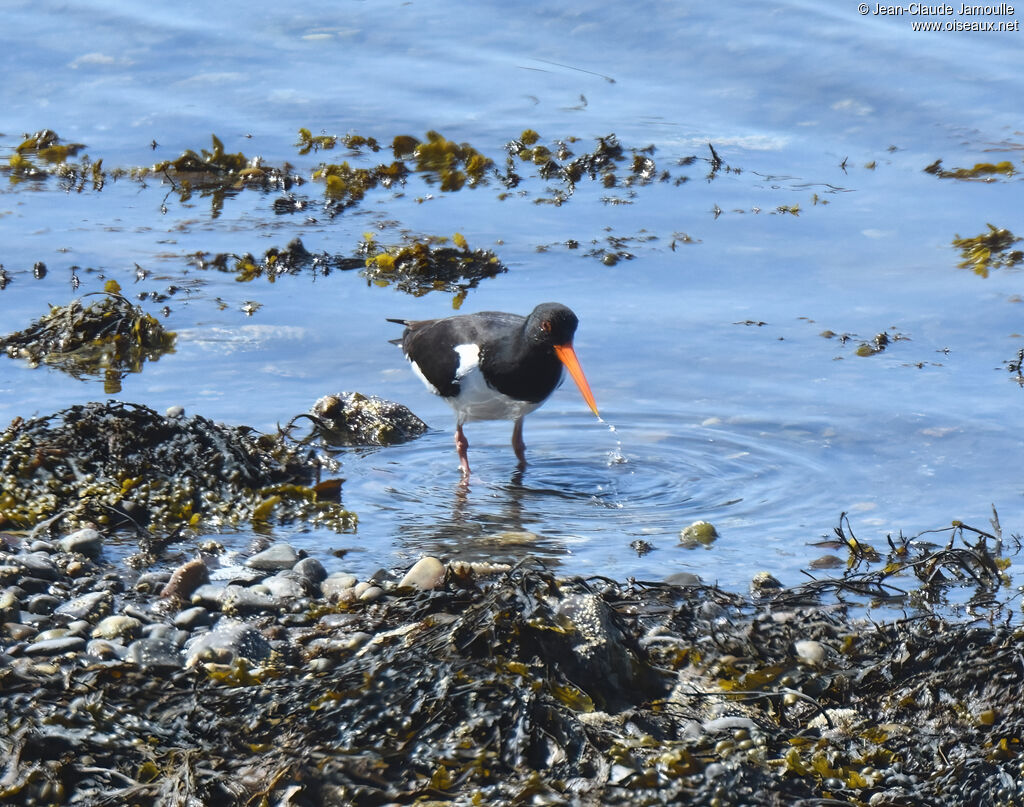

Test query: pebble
[261,571,311,600]
[54,591,113,623]
[358,585,384,602]
[16,553,59,580]
[321,573,358,601]
[127,637,183,669]
[184,619,272,667]
[398,556,445,591]
[26,593,61,615]
[92,615,143,641]
[58,527,104,557]
[161,558,209,601]
[173,606,213,631]
[24,636,88,656]
[663,571,702,587]
[245,543,300,571]
[678,520,719,548]
[0,589,21,622]
[294,556,327,584]
[794,639,827,666]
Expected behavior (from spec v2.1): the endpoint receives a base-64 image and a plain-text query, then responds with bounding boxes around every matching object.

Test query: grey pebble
[26,593,61,615]
[24,636,87,656]
[321,573,358,601]
[86,639,129,660]
[293,556,327,584]
[184,619,271,667]
[54,590,112,623]
[58,528,104,558]
[173,606,213,630]
[126,637,183,669]
[245,543,299,571]
[16,553,59,580]
[261,571,312,600]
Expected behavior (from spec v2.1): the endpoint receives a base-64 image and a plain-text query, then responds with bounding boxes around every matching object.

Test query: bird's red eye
[541,320,551,333]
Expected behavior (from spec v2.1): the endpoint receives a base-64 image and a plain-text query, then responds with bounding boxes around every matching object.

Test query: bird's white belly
[449,343,555,424]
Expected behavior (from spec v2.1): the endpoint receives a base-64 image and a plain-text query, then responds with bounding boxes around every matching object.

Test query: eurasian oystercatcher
[388,302,599,475]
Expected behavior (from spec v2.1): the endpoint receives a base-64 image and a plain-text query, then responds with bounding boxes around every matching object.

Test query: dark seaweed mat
[3,566,1024,806]
[0,400,341,539]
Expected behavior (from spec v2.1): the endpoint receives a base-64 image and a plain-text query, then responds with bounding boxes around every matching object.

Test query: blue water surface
[2,0,1023,600]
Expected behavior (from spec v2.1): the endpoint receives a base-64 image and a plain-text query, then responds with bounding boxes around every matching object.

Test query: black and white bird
[388,303,599,475]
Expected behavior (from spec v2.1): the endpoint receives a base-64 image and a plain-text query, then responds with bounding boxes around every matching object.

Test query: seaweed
[359,232,506,307]
[3,522,1024,805]
[952,223,1024,278]
[0,400,354,541]
[192,238,363,283]
[925,158,1017,181]
[0,288,175,392]
[286,392,428,447]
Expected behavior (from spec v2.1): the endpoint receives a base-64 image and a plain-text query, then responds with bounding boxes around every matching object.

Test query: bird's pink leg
[455,424,471,476]
[512,417,527,467]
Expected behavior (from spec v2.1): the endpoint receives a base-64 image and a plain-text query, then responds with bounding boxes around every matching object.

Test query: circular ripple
[331,409,838,587]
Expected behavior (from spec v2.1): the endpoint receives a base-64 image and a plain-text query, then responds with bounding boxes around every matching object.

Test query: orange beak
[554,343,599,418]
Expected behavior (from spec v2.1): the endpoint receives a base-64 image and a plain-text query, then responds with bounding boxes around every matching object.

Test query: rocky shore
[3,521,1024,806]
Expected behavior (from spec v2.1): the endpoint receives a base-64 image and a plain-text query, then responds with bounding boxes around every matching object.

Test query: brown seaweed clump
[293,392,428,447]
[0,291,175,392]
[360,233,506,308]
[193,237,364,283]
[0,400,353,539]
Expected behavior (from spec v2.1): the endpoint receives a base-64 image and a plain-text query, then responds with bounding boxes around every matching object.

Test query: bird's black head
[526,302,579,347]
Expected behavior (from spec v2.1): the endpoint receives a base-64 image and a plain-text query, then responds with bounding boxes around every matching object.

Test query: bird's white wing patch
[453,343,480,379]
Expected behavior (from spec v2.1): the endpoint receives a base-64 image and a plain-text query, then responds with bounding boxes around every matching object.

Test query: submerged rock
[306,391,428,446]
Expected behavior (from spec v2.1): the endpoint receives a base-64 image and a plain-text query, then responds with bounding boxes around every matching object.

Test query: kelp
[0,288,175,392]
[925,158,1017,181]
[360,232,505,308]
[952,223,1024,278]
[2,518,1024,805]
[0,400,353,540]
[192,238,363,283]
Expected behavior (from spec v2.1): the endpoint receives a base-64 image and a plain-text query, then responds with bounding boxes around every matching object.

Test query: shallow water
[2,0,1024,598]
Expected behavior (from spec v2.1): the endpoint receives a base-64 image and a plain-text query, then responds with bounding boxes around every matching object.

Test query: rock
[191,584,228,609]
[262,571,312,600]
[358,585,384,602]
[126,637,183,669]
[221,585,280,615]
[184,619,272,667]
[173,606,213,631]
[15,553,59,580]
[0,588,21,623]
[293,557,327,584]
[245,543,299,571]
[91,615,143,642]
[794,639,827,666]
[86,639,129,660]
[750,571,783,596]
[679,521,718,548]
[663,571,702,587]
[25,589,62,614]
[54,591,112,623]
[58,528,104,557]
[321,573,358,601]
[24,636,87,656]
[161,558,210,601]
[310,392,428,446]
[398,556,445,591]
